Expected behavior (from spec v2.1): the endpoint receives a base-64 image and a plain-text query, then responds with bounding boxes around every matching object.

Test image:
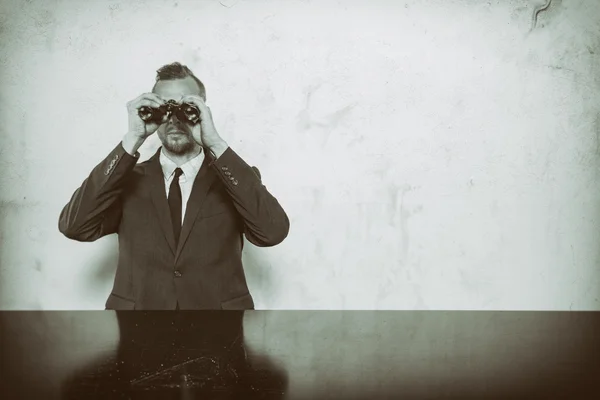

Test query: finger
[147,93,167,103]
[129,98,163,110]
[182,94,207,108]
[140,92,166,102]
[132,93,166,106]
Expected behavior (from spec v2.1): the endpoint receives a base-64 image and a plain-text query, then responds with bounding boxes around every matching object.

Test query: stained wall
[0,0,599,309]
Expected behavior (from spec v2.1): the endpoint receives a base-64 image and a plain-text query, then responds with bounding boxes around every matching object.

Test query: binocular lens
[182,105,200,122]
[138,102,200,124]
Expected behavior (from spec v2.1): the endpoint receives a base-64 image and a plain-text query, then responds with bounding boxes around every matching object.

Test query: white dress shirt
[159,148,205,224]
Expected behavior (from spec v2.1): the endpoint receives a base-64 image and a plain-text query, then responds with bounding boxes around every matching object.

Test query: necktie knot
[173,168,183,180]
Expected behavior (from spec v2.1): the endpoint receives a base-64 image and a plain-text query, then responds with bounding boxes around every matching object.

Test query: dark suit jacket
[58,142,290,310]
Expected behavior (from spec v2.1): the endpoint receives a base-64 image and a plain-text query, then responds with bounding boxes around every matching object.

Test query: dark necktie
[168,168,184,245]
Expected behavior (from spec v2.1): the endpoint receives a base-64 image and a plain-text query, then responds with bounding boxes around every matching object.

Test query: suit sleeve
[208,147,290,247]
[58,142,140,242]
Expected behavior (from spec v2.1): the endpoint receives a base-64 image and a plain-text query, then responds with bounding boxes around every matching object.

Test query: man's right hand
[122,93,166,155]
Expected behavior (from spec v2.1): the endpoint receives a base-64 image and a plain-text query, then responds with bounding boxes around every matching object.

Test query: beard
[161,131,196,155]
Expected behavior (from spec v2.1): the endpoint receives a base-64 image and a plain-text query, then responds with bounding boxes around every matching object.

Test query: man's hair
[152,62,206,100]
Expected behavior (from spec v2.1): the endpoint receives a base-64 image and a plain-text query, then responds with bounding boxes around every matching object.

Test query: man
[58,62,290,310]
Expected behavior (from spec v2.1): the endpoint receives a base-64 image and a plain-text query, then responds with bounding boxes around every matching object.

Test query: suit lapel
[147,148,177,255]
[175,151,217,262]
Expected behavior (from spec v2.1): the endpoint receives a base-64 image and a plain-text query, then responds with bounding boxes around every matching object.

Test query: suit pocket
[201,188,236,218]
[201,208,229,219]
[220,293,254,310]
[201,201,233,218]
[105,293,136,310]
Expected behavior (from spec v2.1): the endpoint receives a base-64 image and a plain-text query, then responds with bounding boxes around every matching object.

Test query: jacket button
[174,270,182,277]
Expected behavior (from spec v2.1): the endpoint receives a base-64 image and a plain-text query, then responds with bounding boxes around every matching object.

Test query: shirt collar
[159,147,205,182]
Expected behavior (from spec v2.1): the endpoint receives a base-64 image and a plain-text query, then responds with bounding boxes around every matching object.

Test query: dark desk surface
[1,311,598,399]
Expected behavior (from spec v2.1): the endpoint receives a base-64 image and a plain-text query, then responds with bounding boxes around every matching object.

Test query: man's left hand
[181,94,229,158]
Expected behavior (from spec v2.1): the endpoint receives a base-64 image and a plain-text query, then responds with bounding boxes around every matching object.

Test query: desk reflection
[1,311,287,399]
[64,311,287,399]
[1,311,599,399]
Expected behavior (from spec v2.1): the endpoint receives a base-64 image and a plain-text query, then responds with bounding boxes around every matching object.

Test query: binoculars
[138,100,201,125]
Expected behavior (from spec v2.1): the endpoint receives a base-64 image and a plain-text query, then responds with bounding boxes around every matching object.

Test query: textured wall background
[0,0,599,310]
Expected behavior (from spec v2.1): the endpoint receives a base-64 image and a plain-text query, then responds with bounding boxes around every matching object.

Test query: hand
[126,93,166,139]
[181,95,229,156]
[122,93,166,155]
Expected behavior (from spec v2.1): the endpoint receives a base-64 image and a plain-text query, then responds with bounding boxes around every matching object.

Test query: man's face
[153,76,203,156]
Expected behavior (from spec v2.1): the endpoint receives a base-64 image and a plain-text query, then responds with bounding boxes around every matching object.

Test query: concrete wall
[0,0,599,310]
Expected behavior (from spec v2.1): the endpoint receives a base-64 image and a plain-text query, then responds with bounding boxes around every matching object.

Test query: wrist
[207,140,229,159]
[122,132,145,156]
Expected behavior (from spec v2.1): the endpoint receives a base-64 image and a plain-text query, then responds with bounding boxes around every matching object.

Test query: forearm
[58,138,139,240]
[209,147,290,247]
